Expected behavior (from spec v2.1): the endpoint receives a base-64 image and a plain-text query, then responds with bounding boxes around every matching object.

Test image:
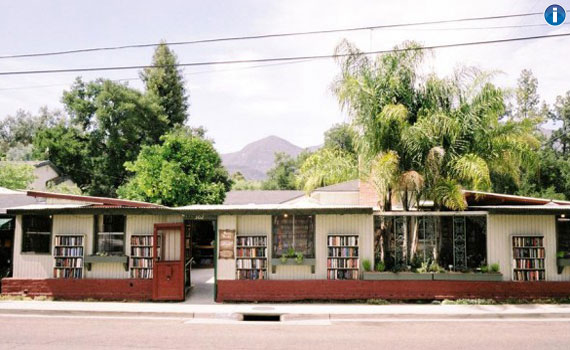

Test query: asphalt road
[1,314,570,350]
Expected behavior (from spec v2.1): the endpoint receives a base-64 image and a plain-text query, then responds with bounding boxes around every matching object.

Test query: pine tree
[141,42,189,126]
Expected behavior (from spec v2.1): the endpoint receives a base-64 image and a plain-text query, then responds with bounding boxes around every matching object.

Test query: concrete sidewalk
[2,300,570,320]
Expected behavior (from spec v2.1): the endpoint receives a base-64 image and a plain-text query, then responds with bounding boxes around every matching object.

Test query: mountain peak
[221,136,318,180]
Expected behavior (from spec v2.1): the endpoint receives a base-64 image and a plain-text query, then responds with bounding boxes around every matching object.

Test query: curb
[2,308,570,321]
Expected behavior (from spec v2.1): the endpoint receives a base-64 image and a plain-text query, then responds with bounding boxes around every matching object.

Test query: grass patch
[366,298,390,305]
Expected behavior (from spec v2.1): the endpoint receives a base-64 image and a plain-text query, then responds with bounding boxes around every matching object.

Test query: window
[556,215,570,258]
[22,215,52,253]
[272,215,314,258]
[94,215,125,255]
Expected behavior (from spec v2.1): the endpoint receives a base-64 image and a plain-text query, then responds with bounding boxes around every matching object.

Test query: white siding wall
[215,214,374,281]
[13,215,53,278]
[310,192,360,205]
[216,215,237,280]
[487,214,570,281]
[12,214,183,279]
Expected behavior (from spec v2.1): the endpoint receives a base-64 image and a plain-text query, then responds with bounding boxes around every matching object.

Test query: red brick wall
[216,280,570,302]
[359,180,378,207]
[1,278,153,301]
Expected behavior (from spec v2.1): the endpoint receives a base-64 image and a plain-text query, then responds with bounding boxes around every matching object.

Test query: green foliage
[362,259,372,272]
[366,298,390,305]
[297,148,358,192]
[334,42,540,210]
[480,265,489,273]
[295,252,304,264]
[262,152,298,190]
[323,123,358,155]
[0,163,35,189]
[375,261,386,272]
[141,42,189,126]
[117,129,231,206]
[230,172,262,190]
[489,263,500,273]
[46,182,83,195]
[514,69,540,120]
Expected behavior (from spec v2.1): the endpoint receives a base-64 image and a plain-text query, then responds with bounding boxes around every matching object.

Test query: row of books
[53,268,83,279]
[130,235,154,246]
[513,270,545,281]
[512,236,543,247]
[327,258,359,269]
[328,247,359,257]
[131,247,154,257]
[54,257,83,268]
[236,236,267,247]
[328,235,358,246]
[236,247,266,257]
[327,269,358,280]
[513,258,545,269]
[54,236,83,246]
[131,257,153,268]
[513,247,545,258]
[131,269,153,279]
[237,269,266,280]
[54,247,83,257]
[236,258,267,269]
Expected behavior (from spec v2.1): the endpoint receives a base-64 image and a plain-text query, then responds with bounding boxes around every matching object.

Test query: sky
[0,0,569,153]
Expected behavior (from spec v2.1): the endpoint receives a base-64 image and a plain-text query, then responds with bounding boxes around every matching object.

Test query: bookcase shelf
[53,234,85,279]
[512,235,545,281]
[130,234,160,279]
[236,235,267,280]
[327,234,359,280]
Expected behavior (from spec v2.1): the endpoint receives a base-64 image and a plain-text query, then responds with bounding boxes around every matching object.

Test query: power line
[0,59,315,91]
[0,12,543,60]
[0,32,568,77]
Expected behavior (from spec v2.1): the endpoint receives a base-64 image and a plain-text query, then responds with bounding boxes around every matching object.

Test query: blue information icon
[545,4,566,26]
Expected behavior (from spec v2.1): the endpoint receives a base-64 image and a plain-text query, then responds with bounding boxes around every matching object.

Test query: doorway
[184,219,216,304]
[152,223,185,301]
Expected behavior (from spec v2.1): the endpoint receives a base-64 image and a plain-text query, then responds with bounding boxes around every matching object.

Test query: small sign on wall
[218,229,235,259]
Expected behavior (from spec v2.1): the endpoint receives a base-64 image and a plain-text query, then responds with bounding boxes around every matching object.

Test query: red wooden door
[153,223,185,301]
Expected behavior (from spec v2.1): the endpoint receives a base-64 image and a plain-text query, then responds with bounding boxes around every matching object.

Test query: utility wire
[0,12,543,60]
[0,32,568,77]
[0,59,314,91]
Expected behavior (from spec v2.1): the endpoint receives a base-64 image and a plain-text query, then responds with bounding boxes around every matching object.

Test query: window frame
[21,215,53,255]
[272,214,315,259]
[93,215,126,255]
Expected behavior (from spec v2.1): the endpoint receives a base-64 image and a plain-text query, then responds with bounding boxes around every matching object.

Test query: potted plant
[295,252,304,264]
[362,259,372,272]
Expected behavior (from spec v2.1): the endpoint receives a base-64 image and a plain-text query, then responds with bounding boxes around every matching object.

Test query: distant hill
[221,135,319,180]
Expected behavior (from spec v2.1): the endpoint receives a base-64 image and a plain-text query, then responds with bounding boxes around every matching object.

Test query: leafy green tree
[141,42,189,126]
[323,123,357,155]
[262,152,298,190]
[33,124,89,188]
[515,69,540,120]
[55,78,169,196]
[297,148,358,192]
[0,163,35,189]
[334,41,539,210]
[117,129,231,206]
[231,172,262,190]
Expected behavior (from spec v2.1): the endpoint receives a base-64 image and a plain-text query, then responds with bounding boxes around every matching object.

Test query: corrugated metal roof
[223,190,304,205]
[313,180,360,192]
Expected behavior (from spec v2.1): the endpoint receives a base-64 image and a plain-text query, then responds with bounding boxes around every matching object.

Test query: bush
[362,259,372,272]
[375,261,385,272]
[366,298,390,305]
[489,263,500,273]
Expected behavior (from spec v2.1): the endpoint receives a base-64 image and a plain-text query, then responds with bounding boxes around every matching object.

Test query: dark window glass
[95,215,125,255]
[22,215,52,253]
[272,215,314,258]
[556,215,570,257]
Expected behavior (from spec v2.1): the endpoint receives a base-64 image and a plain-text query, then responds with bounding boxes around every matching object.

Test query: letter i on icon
[553,7,558,23]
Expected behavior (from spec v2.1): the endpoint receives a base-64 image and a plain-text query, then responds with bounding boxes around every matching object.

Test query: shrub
[489,263,500,273]
[375,261,385,272]
[366,298,390,305]
[362,259,372,272]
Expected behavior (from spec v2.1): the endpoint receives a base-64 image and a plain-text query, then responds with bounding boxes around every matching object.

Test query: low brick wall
[216,280,570,302]
[1,278,153,301]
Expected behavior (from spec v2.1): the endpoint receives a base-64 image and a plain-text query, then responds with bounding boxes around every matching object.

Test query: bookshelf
[512,235,545,281]
[236,235,267,280]
[327,234,359,280]
[53,234,84,279]
[130,234,160,279]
